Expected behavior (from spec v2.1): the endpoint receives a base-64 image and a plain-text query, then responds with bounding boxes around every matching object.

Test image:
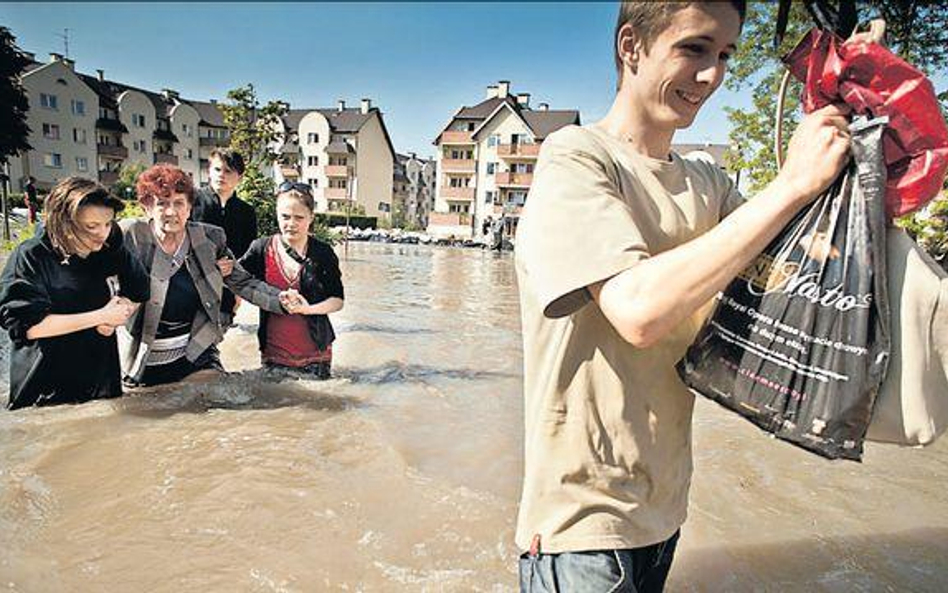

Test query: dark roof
[76,73,176,118]
[96,117,128,133]
[521,110,581,140]
[456,96,511,119]
[325,140,355,154]
[153,128,180,143]
[188,100,227,128]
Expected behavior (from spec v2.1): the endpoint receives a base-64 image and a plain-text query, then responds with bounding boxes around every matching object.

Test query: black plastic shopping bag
[677,117,890,461]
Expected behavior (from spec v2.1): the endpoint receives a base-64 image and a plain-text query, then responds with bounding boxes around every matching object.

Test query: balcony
[440,130,474,145]
[441,186,474,200]
[154,153,179,165]
[325,165,349,178]
[98,170,119,185]
[440,158,475,173]
[199,136,228,147]
[325,187,348,199]
[429,211,472,226]
[497,143,541,159]
[97,143,128,159]
[495,172,533,187]
[493,203,524,217]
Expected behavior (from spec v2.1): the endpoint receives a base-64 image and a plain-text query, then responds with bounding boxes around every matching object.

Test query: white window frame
[44,153,63,168]
[40,93,58,110]
[71,99,85,116]
[76,156,89,172]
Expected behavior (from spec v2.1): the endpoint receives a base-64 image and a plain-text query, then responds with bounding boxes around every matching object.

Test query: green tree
[726,1,948,193]
[0,26,32,241]
[218,83,289,237]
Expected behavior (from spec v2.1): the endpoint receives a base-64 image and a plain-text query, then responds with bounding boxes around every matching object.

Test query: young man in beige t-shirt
[515,2,853,591]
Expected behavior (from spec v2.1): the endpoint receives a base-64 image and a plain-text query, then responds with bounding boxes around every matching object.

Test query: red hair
[136,164,195,208]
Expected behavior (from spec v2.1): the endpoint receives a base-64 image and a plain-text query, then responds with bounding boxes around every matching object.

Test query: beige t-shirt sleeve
[517,126,650,319]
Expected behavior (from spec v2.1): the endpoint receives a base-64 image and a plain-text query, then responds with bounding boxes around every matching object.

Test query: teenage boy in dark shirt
[191,148,258,326]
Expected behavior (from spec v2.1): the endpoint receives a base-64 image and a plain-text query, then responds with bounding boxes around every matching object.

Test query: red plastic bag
[783,28,948,218]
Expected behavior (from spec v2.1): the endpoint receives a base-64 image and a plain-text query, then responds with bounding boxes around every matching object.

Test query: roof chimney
[337,99,346,112]
[62,58,75,71]
[96,69,105,81]
[516,93,530,107]
[497,80,510,98]
[162,88,179,101]
[360,98,371,114]
[49,52,63,63]
[486,84,498,99]
[538,102,549,111]
[23,51,35,62]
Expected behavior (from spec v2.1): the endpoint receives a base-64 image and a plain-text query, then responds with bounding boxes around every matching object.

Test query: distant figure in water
[0,177,149,409]
[239,182,345,380]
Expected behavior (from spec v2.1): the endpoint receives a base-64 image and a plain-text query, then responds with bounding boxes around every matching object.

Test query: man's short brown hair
[209,148,246,176]
[613,1,747,83]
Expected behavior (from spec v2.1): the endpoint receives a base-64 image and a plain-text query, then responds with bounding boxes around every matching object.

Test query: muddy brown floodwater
[1,242,946,591]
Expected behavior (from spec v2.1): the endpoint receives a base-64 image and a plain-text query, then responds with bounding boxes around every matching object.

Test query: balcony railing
[429,212,471,227]
[440,158,475,173]
[325,187,348,199]
[154,153,179,165]
[279,165,300,179]
[493,203,524,217]
[440,130,474,145]
[325,165,349,178]
[497,143,540,159]
[97,143,128,159]
[495,172,533,187]
[98,170,119,185]
[441,186,474,200]
[199,136,228,147]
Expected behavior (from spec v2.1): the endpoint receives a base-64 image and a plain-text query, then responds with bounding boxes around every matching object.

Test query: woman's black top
[155,264,200,339]
[0,226,150,409]
[238,235,344,351]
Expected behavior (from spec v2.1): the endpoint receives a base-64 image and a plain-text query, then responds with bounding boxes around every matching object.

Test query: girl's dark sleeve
[237,236,268,281]
[0,246,53,346]
[321,244,344,300]
[117,242,151,303]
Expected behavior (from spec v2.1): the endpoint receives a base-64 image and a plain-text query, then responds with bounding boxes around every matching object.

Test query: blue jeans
[519,531,680,593]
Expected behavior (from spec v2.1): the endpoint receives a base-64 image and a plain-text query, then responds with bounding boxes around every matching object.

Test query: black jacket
[239,235,344,351]
[0,226,150,409]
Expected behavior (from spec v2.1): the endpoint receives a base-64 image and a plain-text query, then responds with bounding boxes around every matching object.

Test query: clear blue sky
[4,2,944,159]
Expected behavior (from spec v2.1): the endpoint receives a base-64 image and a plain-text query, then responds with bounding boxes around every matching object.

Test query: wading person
[239,183,344,379]
[119,164,302,387]
[514,2,853,590]
[190,149,259,326]
[0,177,149,409]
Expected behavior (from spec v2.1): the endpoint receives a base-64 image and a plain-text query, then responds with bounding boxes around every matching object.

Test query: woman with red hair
[118,164,301,387]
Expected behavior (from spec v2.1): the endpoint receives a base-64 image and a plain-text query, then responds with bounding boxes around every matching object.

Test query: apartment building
[11,53,99,190]
[188,100,230,186]
[273,99,396,219]
[402,153,436,230]
[428,80,580,241]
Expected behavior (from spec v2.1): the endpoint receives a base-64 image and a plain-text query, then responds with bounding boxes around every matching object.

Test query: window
[448,202,470,214]
[76,156,89,172]
[486,190,496,204]
[133,113,146,127]
[182,123,192,137]
[42,123,61,140]
[329,179,348,189]
[307,132,319,144]
[378,202,391,213]
[73,128,87,144]
[70,99,85,116]
[448,176,470,188]
[486,162,495,175]
[186,148,193,159]
[307,155,319,167]
[466,122,476,131]
[133,139,147,153]
[44,153,63,168]
[308,178,318,188]
[487,134,500,148]
[40,93,58,110]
